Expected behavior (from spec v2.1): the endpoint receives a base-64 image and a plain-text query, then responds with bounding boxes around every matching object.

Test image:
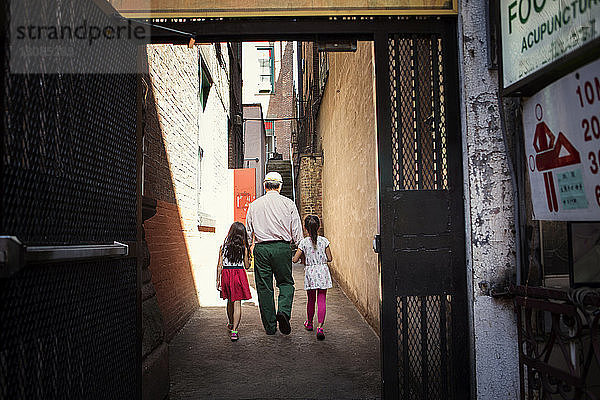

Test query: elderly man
[246,171,303,335]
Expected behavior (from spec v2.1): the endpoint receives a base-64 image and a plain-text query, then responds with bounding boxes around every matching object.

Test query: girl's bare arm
[292,248,303,263]
[216,246,223,290]
[325,246,333,262]
[243,246,250,269]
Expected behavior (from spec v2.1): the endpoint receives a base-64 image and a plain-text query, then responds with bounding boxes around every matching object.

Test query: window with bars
[257,47,274,93]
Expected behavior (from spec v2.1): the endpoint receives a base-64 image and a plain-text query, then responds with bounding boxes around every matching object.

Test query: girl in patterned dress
[216,222,252,341]
[292,215,333,340]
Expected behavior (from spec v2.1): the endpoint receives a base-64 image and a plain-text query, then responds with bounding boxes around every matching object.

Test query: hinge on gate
[478,279,514,299]
[0,236,26,279]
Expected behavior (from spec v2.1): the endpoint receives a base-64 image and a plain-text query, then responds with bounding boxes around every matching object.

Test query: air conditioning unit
[233,114,243,125]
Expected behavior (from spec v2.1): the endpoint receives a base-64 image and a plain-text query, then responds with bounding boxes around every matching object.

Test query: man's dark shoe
[266,329,277,335]
[276,312,291,335]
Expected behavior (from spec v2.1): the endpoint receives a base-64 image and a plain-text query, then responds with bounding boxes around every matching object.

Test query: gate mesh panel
[397,295,453,399]
[1,0,138,398]
[391,33,454,399]
[388,30,465,399]
[389,35,448,191]
[437,39,449,189]
[0,259,137,399]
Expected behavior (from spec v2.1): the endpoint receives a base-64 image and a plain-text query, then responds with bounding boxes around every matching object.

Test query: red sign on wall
[234,169,256,224]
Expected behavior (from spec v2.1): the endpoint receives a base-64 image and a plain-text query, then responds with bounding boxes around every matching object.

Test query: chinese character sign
[234,168,256,224]
[523,58,600,221]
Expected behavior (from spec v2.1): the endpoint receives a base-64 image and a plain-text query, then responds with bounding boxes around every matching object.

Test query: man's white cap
[264,171,283,184]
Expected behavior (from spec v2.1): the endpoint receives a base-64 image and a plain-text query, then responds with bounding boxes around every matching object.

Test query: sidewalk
[168,263,381,399]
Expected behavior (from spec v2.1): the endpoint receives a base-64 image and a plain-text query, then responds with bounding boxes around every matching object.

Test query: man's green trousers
[253,241,294,333]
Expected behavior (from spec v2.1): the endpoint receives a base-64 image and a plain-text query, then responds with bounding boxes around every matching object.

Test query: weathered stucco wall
[458,1,520,398]
[318,41,380,331]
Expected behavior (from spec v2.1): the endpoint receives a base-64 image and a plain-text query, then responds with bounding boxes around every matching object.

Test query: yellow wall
[317,42,380,332]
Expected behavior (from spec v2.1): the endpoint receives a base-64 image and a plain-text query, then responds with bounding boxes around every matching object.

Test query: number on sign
[583,116,600,141]
[590,151,600,174]
[576,77,600,107]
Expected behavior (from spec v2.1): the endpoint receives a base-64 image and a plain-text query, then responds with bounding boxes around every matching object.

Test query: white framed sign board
[523,57,600,221]
[501,0,600,89]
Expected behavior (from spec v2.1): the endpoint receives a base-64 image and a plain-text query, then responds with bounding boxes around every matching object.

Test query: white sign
[523,58,600,221]
[501,0,600,89]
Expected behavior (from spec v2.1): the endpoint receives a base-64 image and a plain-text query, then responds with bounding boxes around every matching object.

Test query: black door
[0,1,141,397]
[375,23,471,399]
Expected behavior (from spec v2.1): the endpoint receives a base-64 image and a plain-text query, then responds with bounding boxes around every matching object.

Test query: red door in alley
[234,168,256,224]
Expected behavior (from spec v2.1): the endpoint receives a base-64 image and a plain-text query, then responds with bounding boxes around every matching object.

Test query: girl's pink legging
[306,289,327,324]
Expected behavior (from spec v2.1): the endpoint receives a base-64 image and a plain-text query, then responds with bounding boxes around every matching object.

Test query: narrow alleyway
[168,263,381,399]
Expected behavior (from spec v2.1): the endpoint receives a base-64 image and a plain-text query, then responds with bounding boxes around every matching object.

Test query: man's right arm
[246,204,254,243]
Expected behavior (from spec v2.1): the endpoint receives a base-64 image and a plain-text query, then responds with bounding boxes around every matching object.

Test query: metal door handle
[0,236,129,278]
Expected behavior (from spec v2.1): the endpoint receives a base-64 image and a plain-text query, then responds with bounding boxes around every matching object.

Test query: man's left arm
[290,204,303,245]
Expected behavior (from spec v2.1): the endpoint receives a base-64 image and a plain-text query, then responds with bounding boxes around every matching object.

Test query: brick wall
[297,154,323,232]
[267,42,295,160]
[143,43,234,339]
[142,44,200,340]
[144,201,198,340]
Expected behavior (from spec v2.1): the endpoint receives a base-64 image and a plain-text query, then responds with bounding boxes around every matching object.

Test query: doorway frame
[144,16,468,398]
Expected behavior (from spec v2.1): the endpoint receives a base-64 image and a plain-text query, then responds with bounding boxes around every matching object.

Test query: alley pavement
[169,263,381,399]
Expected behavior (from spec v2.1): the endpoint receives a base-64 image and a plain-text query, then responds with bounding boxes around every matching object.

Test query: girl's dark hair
[223,222,250,264]
[304,215,320,246]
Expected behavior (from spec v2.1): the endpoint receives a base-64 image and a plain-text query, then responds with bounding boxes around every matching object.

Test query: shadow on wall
[141,47,200,342]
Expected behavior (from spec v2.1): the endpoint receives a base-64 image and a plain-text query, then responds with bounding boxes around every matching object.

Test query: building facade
[242,103,267,197]
[242,41,295,161]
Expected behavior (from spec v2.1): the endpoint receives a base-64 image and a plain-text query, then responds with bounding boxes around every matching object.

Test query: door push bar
[0,236,129,279]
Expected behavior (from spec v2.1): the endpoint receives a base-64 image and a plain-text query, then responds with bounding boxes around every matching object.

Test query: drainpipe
[297,41,304,123]
[289,142,295,203]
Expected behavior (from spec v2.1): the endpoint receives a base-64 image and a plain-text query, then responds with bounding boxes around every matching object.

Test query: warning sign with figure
[523,58,600,221]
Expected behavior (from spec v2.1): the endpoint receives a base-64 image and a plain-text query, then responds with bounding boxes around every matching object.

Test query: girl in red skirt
[216,222,252,341]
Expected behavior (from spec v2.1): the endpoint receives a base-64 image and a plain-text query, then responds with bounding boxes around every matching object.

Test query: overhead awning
[108,0,457,18]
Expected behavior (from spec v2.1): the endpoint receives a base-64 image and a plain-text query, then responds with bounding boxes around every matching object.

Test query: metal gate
[1,1,141,398]
[375,25,471,399]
